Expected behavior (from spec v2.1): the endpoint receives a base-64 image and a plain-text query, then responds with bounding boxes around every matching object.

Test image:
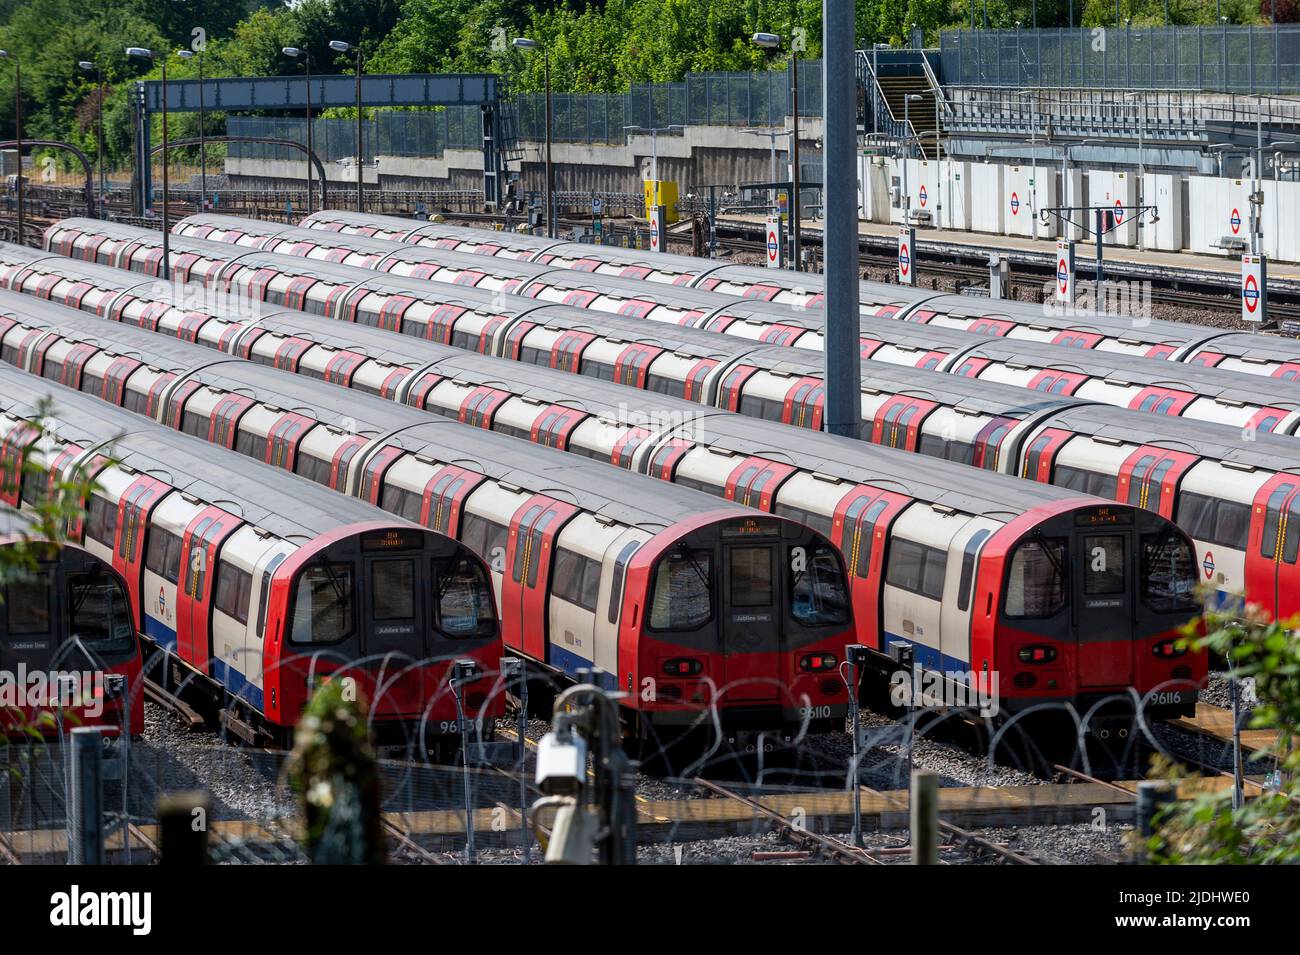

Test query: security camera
[535,725,587,796]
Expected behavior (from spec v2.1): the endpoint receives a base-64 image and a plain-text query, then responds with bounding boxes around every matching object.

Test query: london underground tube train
[0,298,1207,723]
[0,246,1291,621]
[0,347,855,742]
[0,370,503,747]
[0,511,143,737]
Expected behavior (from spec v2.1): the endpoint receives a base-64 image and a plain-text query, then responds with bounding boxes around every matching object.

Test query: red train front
[614,512,855,748]
[971,501,1204,723]
[0,520,143,738]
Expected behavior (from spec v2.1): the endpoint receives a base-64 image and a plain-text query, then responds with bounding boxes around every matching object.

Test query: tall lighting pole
[513,37,553,238]
[176,48,206,210]
[79,61,106,215]
[0,50,23,246]
[283,47,314,215]
[330,40,364,213]
[822,0,859,437]
[127,47,169,279]
[754,31,800,271]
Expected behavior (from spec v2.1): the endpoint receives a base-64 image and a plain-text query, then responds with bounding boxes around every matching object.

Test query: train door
[1072,519,1135,688]
[1251,478,1300,616]
[505,496,578,661]
[176,507,239,674]
[720,540,781,702]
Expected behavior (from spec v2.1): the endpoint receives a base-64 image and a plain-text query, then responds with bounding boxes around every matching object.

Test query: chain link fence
[941,26,1300,93]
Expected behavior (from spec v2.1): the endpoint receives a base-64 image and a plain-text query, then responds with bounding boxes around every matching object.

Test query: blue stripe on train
[144,613,177,652]
[882,632,970,681]
[210,658,264,711]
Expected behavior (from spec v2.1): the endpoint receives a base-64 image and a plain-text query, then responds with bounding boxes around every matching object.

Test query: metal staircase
[856,49,943,159]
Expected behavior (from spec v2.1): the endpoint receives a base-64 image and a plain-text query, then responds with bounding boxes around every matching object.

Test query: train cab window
[729,546,774,608]
[4,569,52,635]
[1003,538,1067,618]
[884,539,946,600]
[647,374,687,399]
[144,528,182,584]
[214,560,252,625]
[1054,465,1118,500]
[1141,533,1198,613]
[789,544,850,626]
[648,548,712,631]
[290,562,354,644]
[67,571,135,655]
[256,553,288,639]
[1283,498,1300,565]
[84,494,118,547]
[1083,535,1126,595]
[370,559,416,621]
[433,557,497,638]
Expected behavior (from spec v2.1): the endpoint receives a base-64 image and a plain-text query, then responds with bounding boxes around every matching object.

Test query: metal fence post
[910,771,939,864]
[67,727,104,864]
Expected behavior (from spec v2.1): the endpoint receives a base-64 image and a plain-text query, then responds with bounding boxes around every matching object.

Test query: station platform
[721,214,1300,291]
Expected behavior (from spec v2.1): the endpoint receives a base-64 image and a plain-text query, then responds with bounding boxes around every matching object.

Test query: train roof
[1041,402,1300,472]
[7,295,1125,525]
[0,366,399,541]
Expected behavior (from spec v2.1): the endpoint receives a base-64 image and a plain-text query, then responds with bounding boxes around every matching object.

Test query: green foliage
[1141,602,1300,864]
[0,0,1288,170]
[286,678,386,865]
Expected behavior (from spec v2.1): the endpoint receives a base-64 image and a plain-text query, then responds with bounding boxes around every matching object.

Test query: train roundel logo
[918,185,928,208]
[1113,199,1124,224]
[1231,208,1242,234]
[1243,273,1260,313]
[767,233,778,263]
[1057,258,1069,293]
[158,587,166,615]
[1202,551,1215,579]
[899,244,911,276]
[1009,192,1020,215]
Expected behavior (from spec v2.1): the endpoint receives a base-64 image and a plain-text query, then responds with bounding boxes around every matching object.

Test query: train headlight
[1152,640,1188,659]
[1016,645,1057,664]
[662,657,703,676]
[799,653,838,673]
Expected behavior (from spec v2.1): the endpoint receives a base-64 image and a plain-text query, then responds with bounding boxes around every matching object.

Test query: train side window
[85,493,118,547]
[235,428,267,462]
[1141,533,1198,612]
[214,560,253,625]
[773,504,832,539]
[956,529,992,612]
[1054,465,1118,500]
[885,539,946,600]
[1003,538,1067,618]
[145,528,182,584]
[648,548,713,631]
[381,484,424,523]
[606,541,641,626]
[256,553,288,639]
[4,569,52,635]
[181,408,210,438]
[295,451,334,488]
[1214,500,1251,551]
[290,562,354,644]
[370,559,416,621]
[552,548,584,604]
[20,468,47,507]
[647,374,685,398]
